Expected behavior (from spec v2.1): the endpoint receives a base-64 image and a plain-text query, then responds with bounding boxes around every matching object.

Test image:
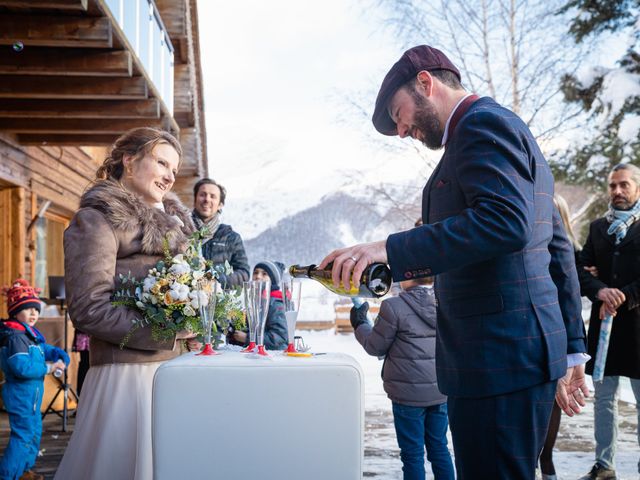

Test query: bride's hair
[96,127,183,181]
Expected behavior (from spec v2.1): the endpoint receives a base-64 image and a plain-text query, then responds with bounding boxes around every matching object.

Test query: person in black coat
[576,163,640,480]
[192,178,250,288]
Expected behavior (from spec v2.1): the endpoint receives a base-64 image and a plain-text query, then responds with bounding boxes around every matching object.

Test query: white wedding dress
[54,362,162,480]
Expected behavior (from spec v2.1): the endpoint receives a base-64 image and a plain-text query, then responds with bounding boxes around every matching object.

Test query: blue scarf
[606,200,640,244]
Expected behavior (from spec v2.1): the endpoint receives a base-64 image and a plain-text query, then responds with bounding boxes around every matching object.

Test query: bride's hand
[185,338,203,351]
[175,329,197,340]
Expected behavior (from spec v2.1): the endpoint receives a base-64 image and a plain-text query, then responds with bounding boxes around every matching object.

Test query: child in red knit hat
[0,279,70,480]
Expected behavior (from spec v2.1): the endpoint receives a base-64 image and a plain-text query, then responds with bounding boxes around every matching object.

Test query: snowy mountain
[226,173,590,277]
[242,190,420,269]
[223,173,589,324]
[234,190,419,323]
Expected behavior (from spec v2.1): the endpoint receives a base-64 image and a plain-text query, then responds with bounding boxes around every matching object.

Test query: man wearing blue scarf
[577,163,640,480]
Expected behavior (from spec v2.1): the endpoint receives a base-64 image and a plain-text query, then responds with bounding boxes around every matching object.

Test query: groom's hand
[555,363,589,416]
[318,240,388,291]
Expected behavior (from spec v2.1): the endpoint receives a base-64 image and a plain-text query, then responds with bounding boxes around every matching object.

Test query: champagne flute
[254,279,271,356]
[216,313,230,350]
[282,278,302,353]
[196,279,219,356]
[241,281,257,353]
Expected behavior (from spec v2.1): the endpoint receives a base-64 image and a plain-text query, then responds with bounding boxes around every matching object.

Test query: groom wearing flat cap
[320,45,589,479]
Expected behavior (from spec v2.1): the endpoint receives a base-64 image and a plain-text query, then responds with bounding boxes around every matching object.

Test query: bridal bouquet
[113,230,241,346]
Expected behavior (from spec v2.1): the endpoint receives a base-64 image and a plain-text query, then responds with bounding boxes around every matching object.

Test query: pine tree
[552,0,640,221]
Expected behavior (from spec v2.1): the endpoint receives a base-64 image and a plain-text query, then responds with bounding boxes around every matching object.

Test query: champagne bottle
[289,262,392,298]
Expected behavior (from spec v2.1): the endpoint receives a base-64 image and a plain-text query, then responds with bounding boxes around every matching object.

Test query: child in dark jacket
[229,261,288,350]
[351,277,454,480]
[0,279,70,480]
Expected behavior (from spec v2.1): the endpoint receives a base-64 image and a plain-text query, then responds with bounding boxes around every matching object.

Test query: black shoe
[578,463,617,480]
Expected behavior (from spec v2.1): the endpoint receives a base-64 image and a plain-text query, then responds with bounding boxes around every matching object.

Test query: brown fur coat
[64,179,195,366]
[79,179,194,255]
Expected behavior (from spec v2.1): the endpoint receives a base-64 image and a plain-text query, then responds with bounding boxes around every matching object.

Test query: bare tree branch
[481,0,498,99]
[341,0,597,213]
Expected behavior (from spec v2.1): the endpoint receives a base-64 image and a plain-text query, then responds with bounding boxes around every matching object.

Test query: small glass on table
[241,281,257,353]
[254,279,271,356]
[196,279,219,356]
[282,278,302,353]
[214,315,230,350]
[241,280,270,356]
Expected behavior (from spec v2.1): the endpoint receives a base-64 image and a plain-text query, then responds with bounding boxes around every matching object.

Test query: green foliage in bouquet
[112,228,242,348]
[214,286,245,334]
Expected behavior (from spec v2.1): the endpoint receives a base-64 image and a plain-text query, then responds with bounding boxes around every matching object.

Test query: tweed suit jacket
[386,97,586,398]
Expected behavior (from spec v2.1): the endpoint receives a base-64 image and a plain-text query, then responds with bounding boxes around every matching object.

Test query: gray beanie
[254,261,283,290]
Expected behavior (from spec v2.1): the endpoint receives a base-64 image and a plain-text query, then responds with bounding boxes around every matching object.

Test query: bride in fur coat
[55,128,198,480]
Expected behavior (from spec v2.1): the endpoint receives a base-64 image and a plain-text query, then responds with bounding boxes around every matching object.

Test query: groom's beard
[411,91,444,150]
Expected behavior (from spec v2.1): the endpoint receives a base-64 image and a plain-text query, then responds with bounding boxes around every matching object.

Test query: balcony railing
[103,0,174,115]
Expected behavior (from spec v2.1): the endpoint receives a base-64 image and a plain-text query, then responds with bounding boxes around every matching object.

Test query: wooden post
[30,191,37,283]
[11,187,25,279]
[0,186,25,317]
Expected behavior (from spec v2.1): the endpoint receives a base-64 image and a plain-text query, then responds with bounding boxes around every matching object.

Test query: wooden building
[0,0,207,315]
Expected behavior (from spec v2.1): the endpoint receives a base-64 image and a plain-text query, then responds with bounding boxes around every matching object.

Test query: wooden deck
[3,388,638,479]
[0,410,73,479]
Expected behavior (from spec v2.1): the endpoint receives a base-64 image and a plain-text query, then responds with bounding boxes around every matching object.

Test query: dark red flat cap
[372,45,461,136]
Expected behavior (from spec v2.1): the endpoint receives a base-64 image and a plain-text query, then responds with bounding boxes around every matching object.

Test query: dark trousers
[392,402,455,480]
[76,350,90,397]
[447,380,556,480]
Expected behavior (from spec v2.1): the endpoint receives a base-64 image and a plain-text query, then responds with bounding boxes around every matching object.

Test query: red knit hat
[2,279,42,318]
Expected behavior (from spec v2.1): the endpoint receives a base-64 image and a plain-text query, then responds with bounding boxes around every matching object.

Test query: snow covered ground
[299,329,639,479]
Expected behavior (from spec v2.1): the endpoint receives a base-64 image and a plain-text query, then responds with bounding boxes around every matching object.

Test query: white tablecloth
[152,349,364,480]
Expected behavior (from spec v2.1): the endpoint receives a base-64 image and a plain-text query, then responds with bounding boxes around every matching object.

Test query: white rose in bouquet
[183,304,196,317]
